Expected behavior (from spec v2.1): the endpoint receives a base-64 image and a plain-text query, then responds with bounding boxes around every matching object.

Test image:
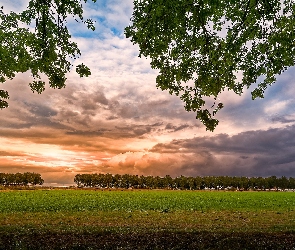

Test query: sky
[0,0,295,186]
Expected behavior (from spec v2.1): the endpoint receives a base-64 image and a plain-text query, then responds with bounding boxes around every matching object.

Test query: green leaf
[76,63,91,77]
[29,80,46,94]
[0,90,9,109]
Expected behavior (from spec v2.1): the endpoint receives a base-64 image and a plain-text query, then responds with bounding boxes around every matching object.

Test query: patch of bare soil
[0,232,295,249]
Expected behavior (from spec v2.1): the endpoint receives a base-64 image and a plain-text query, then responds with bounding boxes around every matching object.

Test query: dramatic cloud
[0,0,295,185]
[150,125,295,177]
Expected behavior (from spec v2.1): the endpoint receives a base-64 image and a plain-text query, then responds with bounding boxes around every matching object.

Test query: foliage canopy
[0,0,95,109]
[1,0,295,131]
[125,0,295,130]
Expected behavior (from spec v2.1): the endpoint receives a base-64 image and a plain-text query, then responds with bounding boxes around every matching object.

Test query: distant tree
[0,172,44,186]
[126,0,295,131]
[163,175,174,189]
[22,172,31,186]
[289,177,295,189]
[266,175,278,190]
[14,173,24,186]
[239,176,250,190]
[73,173,295,191]
[30,173,44,185]
[186,177,196,190]
[5,173,15,186]
[74,174,83,187]
[278,176,289,190]
[0,173,5,185]
[176,175,190,190]
[152,176,161,189]
[113,174,122,188]
[121,174,132,189]
[144,176,155,189]
[138,175,146,189]
[92,173,101,187]
[193,176,203,190]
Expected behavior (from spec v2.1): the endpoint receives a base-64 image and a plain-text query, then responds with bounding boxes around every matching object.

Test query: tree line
[74,173,295,191]
[0,172,44,186]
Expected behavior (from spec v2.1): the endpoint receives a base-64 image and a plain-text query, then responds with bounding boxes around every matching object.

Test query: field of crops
[1,189,295,212]
[0,189,295,249]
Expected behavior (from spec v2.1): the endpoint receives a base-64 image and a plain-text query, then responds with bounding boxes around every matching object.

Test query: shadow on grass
[0,231,295,249]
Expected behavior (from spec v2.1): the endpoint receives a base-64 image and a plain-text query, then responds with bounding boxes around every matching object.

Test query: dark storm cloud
[106,115,118,120]
[113,123,160,138]
[92,90,109,105]
[104,85,197,122]
[165,123,190,132]
[155,126,295,155]
[79,90,109,111]
[65,89,109,113]
[29,104,58,117]
[271,115,295,124]
[65,129,110,136]
[150,125,295,177]
[212,67,295,131]
[0,120,34,129]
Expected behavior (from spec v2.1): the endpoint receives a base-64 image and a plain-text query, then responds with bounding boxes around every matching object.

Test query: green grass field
[0,189,295,249]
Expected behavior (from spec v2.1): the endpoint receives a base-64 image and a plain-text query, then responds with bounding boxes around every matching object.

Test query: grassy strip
[1,210,295,233]
[1,190,295,212]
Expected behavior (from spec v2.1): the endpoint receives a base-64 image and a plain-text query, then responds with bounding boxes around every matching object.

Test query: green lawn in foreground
[0,190,294,249]
[1,189,295,212]
[0,190,294,231]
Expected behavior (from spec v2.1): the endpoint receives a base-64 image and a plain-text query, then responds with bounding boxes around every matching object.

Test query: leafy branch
[126,0,295,131]
[0,0,96,107]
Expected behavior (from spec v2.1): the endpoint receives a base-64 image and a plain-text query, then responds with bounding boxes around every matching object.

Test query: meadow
[0,189,295,249]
